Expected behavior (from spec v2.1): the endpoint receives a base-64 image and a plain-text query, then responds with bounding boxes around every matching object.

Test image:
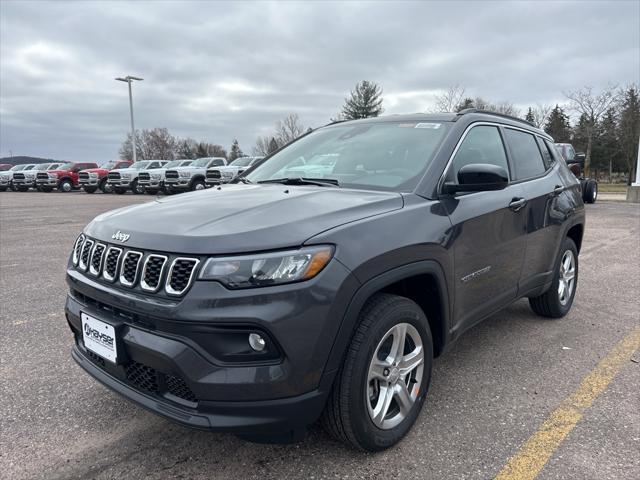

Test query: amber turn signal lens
[303,248,333,279]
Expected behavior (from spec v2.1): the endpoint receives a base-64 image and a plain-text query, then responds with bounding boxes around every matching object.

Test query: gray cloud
[1,0,638,161]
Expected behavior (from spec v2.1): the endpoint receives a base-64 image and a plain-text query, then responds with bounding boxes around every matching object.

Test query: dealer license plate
[81,312,118,363]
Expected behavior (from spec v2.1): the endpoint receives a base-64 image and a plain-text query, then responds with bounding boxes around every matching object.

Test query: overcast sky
[1,0,638,162]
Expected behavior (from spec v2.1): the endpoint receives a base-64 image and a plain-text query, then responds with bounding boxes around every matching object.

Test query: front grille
[138,172,151,184]
[140,255,167,292]
[73,235,200,297]
[37,172,49,180]
[79,239,94,270]
[89,243,106,276]
[125,362,159,393]
[79,172,89,181]
[72,234,85,266]
[103,247,122,281]
[86,350,106,368]
[13,173,25,180]
[206,170,221,182]
[165,374,198,403]
[119,251,142,287]
[166,258,200,296]
[108,172,121,181]
[165,170,179,180]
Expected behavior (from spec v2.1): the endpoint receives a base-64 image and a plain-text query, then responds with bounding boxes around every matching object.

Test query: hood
[112,167,142,174]
[85,184,403,254]
[45,169,70,175]
[80,168,106,174]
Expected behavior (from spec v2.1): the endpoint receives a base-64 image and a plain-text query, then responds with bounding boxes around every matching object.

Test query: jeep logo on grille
[111,230,130,243]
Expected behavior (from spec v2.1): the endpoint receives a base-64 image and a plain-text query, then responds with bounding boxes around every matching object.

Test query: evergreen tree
[341,80,384,120]
[455,98,475,112]
[618,86,640,184]
[228,139,243,162]
[544,105,572,142]
[572,113,591,154]
[268,137,279,154]
[525,107,535,124]
[592,108,620,180]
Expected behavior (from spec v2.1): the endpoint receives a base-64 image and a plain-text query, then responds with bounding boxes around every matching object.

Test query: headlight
[199,245,333,289]
[121,173,131,179]
[25,173,36,179]
[49,173,58,179]
[221,171,234,178]
[89,172,98,178]
[150,173,161,180]
[179,171,191,178]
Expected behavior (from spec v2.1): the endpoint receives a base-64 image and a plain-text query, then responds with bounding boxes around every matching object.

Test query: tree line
[118,80,639,183]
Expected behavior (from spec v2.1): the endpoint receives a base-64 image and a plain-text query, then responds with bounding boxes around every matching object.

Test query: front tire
[58,179,73,192]
[131,179,144,194]
[83,186,97,194]
[322,293,433,451]
[99,178,111,193]
[114,187,127,195]
[190,179,206,191]
[529,237,578,318]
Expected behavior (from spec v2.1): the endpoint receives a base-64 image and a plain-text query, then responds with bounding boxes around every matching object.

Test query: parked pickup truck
[79,160,133,194]
[107,160,168,194]
[164,157,227,193]
[13,162,63,191]
[138,159,193,194]
[1,164,36,191]
[554,143,598,204]
[205,156,263,187]
[36,162,99,192]
[0,164,12,171]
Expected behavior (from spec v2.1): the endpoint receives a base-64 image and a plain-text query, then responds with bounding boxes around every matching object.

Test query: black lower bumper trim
[72,346,331,435]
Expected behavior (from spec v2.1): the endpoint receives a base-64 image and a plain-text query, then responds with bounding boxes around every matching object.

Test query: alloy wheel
[366,322,424,430]
[558,250,576,305]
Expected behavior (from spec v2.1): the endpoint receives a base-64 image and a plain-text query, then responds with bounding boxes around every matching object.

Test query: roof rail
[456,108,536,128]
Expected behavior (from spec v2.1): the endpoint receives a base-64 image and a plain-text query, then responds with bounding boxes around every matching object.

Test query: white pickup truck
[138,159,194,194]
[107,160,168,194]
[205,156,263,187]
[164,157,227,193]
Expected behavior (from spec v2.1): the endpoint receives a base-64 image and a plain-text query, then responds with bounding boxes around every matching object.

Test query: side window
[148,162,160,169]
[446,125,509,183]
[536,137,555,169]
[210,159,224,167]
[504,128,546,180]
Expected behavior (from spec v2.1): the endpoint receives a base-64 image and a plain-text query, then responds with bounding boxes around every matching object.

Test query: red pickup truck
[78,160,132,193]
[36,161,99,192]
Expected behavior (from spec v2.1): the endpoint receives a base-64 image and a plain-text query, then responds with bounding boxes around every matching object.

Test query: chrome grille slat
[103,247,123,282]
[119,251,143,287]
[165,258,200,296]
[89,243,106,276]
[72,234,85,266]
[79,239,94,271]
[140,254,168,292]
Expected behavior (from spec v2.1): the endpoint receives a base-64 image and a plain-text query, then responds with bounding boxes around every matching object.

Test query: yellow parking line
[495,327,640,480]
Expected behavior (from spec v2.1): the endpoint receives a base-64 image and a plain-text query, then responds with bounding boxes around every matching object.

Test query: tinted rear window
[504,129,546,180]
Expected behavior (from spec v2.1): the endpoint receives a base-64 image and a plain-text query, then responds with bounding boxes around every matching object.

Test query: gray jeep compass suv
[65,110,585,451]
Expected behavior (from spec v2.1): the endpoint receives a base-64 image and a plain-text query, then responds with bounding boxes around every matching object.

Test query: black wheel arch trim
[322,259,451,377]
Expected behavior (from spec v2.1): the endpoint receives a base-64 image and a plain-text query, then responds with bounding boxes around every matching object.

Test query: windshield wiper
[257,177,339,187]
[235,176,252,184]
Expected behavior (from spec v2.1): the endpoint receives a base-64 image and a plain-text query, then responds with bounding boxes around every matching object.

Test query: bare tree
[253,136,274,156]
[564,85,621,176]
[432,85,466,112]
[531,103,553,128]
[275,113,306,145]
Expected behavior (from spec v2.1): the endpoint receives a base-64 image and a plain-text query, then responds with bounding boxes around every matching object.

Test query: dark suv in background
[65,110,584,451]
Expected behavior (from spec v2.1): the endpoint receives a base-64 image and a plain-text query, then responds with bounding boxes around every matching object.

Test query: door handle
[509,198,527,212]
[553,185,565,196]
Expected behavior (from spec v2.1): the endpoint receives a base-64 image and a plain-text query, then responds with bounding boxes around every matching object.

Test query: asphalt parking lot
[1,191,638,480]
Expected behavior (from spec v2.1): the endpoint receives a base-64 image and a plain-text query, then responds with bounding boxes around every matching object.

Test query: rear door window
[504,128,546,180]
[536,137,555,169]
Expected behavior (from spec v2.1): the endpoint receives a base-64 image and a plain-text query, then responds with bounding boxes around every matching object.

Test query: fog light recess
[248,333,266,352]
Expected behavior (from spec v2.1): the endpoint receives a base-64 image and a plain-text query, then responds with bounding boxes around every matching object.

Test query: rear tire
[114,187,127,195]
[190,179,206,191]
[583,180,597,204]
[321,293,433,451]
[83,186,97,194]
[529,237,578,318]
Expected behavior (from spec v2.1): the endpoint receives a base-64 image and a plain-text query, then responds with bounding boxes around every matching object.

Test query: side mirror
[443,163,509,194]
[572,153,586,165]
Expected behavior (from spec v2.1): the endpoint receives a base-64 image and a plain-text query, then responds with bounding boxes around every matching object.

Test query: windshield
[100,161,117,169]
[245,121,450,191]
[131,161,151,170]
[10,165,24,171]
[23,165,36,170]
[58,163,74,170]
[191,158,214,167]
[165,160,189,168]
[231,157,255,167]
[34,163,52,170]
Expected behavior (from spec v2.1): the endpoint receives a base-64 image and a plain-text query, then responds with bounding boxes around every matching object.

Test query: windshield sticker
[415,123,442,129]
[398,123,417,128]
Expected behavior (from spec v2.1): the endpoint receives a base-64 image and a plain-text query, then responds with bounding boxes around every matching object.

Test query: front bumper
[65,258,358,434]
[80,178,101,186]
[165,179,191,189]
[107,179,132,186]
[36,179,58,186]
[12,179,35,187]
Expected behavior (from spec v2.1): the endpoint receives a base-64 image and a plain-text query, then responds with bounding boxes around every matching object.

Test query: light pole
[115,76,143,162]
